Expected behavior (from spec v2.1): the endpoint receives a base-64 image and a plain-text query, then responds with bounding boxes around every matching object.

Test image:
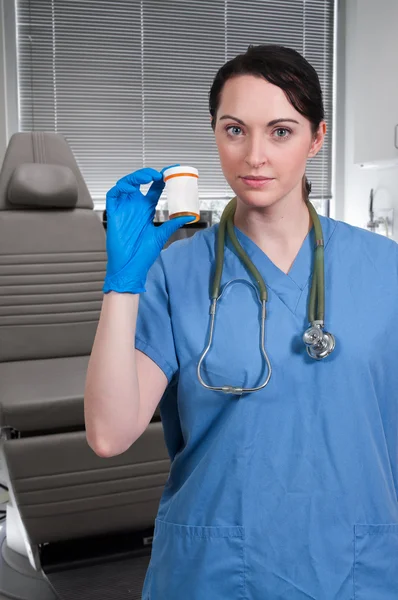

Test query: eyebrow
[219,115,300,127]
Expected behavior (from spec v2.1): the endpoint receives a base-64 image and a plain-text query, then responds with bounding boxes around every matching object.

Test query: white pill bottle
[162,165,200,223]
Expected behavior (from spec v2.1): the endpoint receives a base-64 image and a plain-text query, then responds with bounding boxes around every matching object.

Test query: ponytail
[302,175,312,201]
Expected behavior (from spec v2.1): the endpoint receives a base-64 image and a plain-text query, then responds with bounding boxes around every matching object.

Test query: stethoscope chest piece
[303,322,336,360]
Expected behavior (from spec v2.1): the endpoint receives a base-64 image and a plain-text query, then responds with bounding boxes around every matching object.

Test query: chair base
[0,526,56,599]
[0,522,153,599]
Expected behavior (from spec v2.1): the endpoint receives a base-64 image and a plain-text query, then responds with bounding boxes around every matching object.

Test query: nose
[245,133,269,169]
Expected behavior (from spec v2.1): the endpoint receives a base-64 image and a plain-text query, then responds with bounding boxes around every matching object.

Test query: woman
[84,45,398,599]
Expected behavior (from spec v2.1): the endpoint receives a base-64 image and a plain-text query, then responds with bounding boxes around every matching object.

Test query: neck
[233,189,312,274]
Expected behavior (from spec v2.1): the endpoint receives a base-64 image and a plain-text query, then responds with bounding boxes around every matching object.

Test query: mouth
[240,175,275,188]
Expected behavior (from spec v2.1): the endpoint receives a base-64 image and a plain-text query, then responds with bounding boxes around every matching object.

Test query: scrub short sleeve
[135,256,178,383]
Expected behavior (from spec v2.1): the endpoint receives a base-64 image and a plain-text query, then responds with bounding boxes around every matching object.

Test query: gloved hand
[103,167,195,294]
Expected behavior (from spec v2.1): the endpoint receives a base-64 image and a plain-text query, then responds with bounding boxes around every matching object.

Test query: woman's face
[213,74,325,208]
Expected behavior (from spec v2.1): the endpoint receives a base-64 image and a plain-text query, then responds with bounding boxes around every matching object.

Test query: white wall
[0,0,8,165]
[339,0,398,239]
[0,0,18,167]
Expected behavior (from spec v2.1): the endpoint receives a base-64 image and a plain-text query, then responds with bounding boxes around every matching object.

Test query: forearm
[84,292,140,456]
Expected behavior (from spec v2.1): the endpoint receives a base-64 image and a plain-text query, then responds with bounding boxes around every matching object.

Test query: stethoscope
[197,197,336,395]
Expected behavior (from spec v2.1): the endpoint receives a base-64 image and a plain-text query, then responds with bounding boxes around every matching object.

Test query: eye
[273,127,292,139]
[226,125,243,137]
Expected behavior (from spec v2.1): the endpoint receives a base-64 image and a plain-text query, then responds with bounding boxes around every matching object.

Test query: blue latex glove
[103,167,195,294]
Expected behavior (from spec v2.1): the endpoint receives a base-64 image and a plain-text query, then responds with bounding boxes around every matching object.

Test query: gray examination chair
[0,132,170,599]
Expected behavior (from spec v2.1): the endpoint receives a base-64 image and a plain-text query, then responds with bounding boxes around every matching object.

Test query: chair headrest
[0,131,94,210]
[8,163,78,208]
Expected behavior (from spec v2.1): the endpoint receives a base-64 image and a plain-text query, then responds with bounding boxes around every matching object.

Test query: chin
[233,187,281,209]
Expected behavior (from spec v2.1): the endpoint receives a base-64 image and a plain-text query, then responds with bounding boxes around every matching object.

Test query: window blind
[16,0,334,211]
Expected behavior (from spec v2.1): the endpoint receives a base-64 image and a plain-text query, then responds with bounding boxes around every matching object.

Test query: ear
[308,121,326,158]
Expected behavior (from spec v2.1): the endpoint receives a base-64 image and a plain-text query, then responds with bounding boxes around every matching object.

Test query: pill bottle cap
[163,165,199,181]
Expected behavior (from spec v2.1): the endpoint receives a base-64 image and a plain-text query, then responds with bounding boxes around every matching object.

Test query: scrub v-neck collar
[224,215,336,315]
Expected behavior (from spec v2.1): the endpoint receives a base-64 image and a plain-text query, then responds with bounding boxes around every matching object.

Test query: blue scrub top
[135,215,398,600]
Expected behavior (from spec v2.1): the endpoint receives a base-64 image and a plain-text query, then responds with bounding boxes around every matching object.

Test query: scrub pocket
[354,523,398,599]
[146,518,246,600]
